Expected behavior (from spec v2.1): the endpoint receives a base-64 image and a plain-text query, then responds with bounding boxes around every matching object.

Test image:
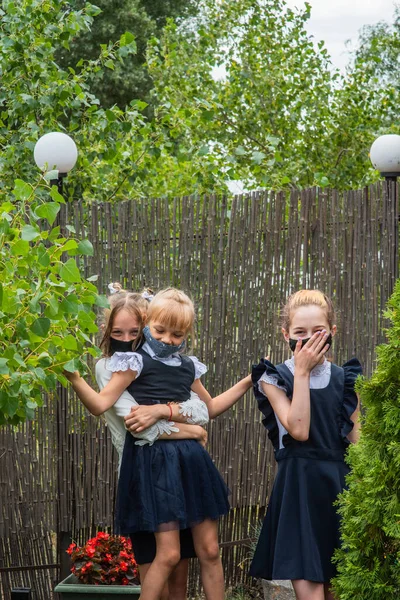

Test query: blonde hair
[281,289,335,331]
[144,287,195,342]
[100,291,149,357]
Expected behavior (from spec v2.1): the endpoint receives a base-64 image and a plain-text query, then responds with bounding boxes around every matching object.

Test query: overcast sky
[285,0,398,71]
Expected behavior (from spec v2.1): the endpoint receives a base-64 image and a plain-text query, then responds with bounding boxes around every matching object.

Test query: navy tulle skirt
[116,433,230,534]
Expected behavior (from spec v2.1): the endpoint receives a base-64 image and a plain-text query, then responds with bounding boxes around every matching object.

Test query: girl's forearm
[67,374,110,416]
[158,423,206,442]
[206,375,252,419]
[67,373,127,416]
[287,372,311,441]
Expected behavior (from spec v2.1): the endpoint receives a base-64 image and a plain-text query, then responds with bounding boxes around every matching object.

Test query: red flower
[119,562,129,572]
[66,543,77,555]
[66,533,139,586]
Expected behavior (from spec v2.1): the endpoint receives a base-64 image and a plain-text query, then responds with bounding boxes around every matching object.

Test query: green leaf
[60,294,79,314]
[234,146,247,156]
[63,358,80,373]
[36,202,60,225]
[63,335,78,350]
[11,239,29,256]
[13,180,33,201]
[49,185,66,204]
[120,31,135,47]
[21,225,40,241]
[105,109,117,122]
[0,358,9,375]
[77,310,98,333]
[198,145,210,156]
[37,244,51,267]
[95,294,109,308]
[0,391,19,418]
[77,239,94,256]
[251,151,267,165]
[59,258,81,283]
[30,317,50,338]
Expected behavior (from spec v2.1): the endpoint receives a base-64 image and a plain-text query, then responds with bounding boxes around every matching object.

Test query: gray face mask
[143,325,185,358]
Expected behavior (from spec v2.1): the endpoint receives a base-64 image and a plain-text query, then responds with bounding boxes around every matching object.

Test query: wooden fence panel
[0,185,398,598]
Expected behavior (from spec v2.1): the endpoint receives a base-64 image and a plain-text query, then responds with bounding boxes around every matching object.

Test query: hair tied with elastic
[142,290,154,302]
[108,282,122,295]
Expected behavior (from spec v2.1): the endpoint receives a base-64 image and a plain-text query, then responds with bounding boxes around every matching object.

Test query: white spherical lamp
[34,132,78,174]
[370,134,400,178]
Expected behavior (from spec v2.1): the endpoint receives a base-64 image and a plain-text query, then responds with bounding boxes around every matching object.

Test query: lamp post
[33,132,78,195]
[370,134,400,284]
[33,132,78,581]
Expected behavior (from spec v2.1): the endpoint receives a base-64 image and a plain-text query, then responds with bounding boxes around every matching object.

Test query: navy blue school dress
[249,357,361,583]
[110,343,230,535]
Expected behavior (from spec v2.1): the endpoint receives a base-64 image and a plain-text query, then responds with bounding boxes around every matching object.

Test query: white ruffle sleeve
[107,352,143,376]
[258,370,287,395]
[96,358,178,450]
[188,356,208,379]
[178,392,209,426]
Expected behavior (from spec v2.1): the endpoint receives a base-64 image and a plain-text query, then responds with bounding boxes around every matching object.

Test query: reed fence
[0,183,398,599]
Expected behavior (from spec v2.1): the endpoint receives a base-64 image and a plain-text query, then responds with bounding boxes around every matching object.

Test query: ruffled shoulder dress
[249,357,362,583]
[109,343,230,535]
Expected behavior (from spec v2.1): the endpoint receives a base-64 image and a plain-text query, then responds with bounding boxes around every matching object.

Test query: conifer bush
[334,281,400,599]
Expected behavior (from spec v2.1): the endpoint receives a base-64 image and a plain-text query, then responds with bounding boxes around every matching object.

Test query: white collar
[284,356,331,378]
[142,341,182,366]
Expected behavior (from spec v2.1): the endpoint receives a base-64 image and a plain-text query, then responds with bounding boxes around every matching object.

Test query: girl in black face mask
[71,287,209,600]
[66,287,253,600]
[250,290,362,600]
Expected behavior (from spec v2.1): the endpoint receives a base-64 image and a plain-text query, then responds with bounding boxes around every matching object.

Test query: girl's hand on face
[293,331,330,375]
[124,404,166,432]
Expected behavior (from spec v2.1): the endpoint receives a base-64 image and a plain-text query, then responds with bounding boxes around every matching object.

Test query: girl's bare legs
[292,580,325,600]
[138,559,188,600]
[139,530,181,600]
[192,519,224,600]
[168,559,189,600]
[138,564,169,600]
[324,582,337,600]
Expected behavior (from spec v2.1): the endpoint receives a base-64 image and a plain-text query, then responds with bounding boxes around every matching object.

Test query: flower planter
[55,574,141,599]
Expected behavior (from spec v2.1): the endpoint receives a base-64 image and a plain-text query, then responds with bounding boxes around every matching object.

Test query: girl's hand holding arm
[65,369,136,416]
[124,403,170,432]
[124,393,210,432]
[263,332,330,441]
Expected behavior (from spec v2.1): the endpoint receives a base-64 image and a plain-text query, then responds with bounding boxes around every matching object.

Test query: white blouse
[257,357,332,449]
[258,357,332,393]
[107,342,208,380]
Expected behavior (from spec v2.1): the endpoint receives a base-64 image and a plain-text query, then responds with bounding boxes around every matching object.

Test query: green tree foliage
[0,0,222,202]
[0,0,220,426]
[0,176,105,426]
[344,5,400,127]
[58,0,199,109]
[334,283,400,599]
[147,0,398,190]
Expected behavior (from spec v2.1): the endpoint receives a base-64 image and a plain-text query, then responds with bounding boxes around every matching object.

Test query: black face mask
[289,333,332,353]
[110,338,135,353]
